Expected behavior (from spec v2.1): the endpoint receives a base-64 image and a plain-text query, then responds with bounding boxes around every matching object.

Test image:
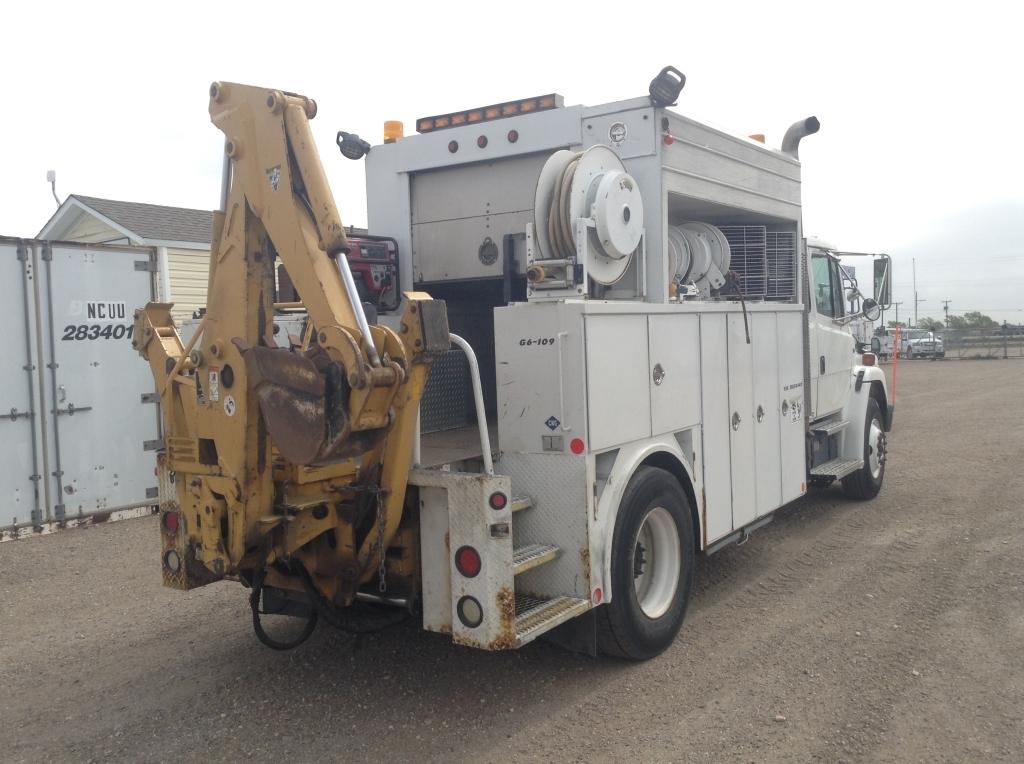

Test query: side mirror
[862,297,881,321]
[873,256,892,308]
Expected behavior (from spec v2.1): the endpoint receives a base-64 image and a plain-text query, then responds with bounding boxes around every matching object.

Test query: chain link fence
[940,328,1024,359]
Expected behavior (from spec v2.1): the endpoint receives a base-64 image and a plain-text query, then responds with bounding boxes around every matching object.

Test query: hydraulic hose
[547,153,581,260]
[249,571,319,651]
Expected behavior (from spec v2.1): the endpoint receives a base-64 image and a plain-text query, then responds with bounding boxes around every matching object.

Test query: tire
[842,397,886,500]
[597,466,695,660]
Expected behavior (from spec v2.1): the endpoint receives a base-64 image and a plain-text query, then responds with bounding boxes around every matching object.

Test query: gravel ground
[2,360,1022,763]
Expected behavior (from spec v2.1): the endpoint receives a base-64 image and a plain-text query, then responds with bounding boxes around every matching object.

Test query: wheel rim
[868,417,886,479]
[632,506,681,619]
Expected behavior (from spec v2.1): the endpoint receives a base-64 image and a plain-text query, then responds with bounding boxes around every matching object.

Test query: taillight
[488,491,508,510]
[455,546,482,578]
[570,438,586,455]
[163,510,179,533]
[456,595,483,628]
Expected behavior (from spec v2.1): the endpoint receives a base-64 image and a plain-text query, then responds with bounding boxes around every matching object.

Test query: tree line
[887,311,1000,332]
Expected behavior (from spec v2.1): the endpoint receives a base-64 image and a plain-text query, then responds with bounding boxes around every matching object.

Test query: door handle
[652,363,665,386]
[819,355,826,374]
[53,403,93,416]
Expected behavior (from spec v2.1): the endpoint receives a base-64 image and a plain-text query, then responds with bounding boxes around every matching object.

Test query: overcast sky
[4,1,1022,322]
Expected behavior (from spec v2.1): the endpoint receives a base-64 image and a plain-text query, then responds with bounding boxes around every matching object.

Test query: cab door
[810,252,853,418]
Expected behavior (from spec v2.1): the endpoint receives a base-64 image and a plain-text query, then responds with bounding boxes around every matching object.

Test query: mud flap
[541,607,598,657]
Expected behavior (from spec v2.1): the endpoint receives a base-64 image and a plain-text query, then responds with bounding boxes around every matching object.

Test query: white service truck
[351,68,894,658]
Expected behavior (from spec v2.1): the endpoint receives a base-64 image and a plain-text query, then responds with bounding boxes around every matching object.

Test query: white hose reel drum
[667,221,730,295]
[533,145,644,285]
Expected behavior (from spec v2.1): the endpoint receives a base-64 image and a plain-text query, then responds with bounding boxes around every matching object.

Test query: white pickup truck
[872,328,944,359]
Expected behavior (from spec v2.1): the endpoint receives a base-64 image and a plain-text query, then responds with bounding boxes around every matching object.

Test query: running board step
[812,419,849,437]
[810,457,864,480]
[513,543,559,575]
[510,495,533,513]
[514,594,590,646]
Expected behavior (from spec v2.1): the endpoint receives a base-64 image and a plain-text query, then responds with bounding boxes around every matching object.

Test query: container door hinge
[41,244,53,262]
[141,392,159,404]
[135,259,157,272]
[30,508,43,525]
[17,243,28,262]
[144,438,165,451]
[54,504,65,521]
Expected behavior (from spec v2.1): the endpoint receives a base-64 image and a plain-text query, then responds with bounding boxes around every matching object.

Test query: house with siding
[38,195,212,321]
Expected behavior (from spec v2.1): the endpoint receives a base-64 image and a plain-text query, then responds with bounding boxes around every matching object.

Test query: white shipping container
[1,236,161,539]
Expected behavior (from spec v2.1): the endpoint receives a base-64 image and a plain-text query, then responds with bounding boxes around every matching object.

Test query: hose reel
[667,221,731,297]
[532,145,644,289]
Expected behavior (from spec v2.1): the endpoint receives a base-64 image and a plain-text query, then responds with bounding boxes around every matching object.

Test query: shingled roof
[72,195,213,244]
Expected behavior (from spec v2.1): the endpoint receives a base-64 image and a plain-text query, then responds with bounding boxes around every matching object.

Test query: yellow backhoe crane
[134,82,449,647]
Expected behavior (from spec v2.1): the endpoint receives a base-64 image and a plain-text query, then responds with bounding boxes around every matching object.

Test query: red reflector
[162,511,179,533]
[663,134,675,146]
[477,135,488,148]
[488,491,507,510]
[507,129,519,143]
[455,546,482,578]
[570,438,585,455]
[593,587,603,604]
[448,140,459,153]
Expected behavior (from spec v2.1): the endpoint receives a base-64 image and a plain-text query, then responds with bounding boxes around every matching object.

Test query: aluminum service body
[1,237,160,537]
[367,94,888,649]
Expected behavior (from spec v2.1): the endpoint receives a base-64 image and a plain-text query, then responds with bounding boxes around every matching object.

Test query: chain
[375,488,387,592]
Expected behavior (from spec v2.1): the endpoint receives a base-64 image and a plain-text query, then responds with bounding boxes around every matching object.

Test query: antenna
[47,170,60,207]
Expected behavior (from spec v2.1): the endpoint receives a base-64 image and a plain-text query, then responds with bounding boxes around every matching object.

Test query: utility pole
[893,301,904,327]
[942,299,952,327]
[913,257,921,325]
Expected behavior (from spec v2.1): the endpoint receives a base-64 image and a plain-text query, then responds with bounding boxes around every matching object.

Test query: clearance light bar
[416,94,563,133]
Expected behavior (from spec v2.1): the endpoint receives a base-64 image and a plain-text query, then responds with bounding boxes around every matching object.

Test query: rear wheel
[597,466,695,660]
[842,397,886,499]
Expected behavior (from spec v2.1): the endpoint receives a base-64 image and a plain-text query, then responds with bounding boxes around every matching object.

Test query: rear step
[514,594,590,646]
[510,495,533,513]
[810,457,864,481]
[513,543,559,575]
[812,419,849,437]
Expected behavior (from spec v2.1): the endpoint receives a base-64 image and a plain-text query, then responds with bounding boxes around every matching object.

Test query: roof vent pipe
[781,116,820,159]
